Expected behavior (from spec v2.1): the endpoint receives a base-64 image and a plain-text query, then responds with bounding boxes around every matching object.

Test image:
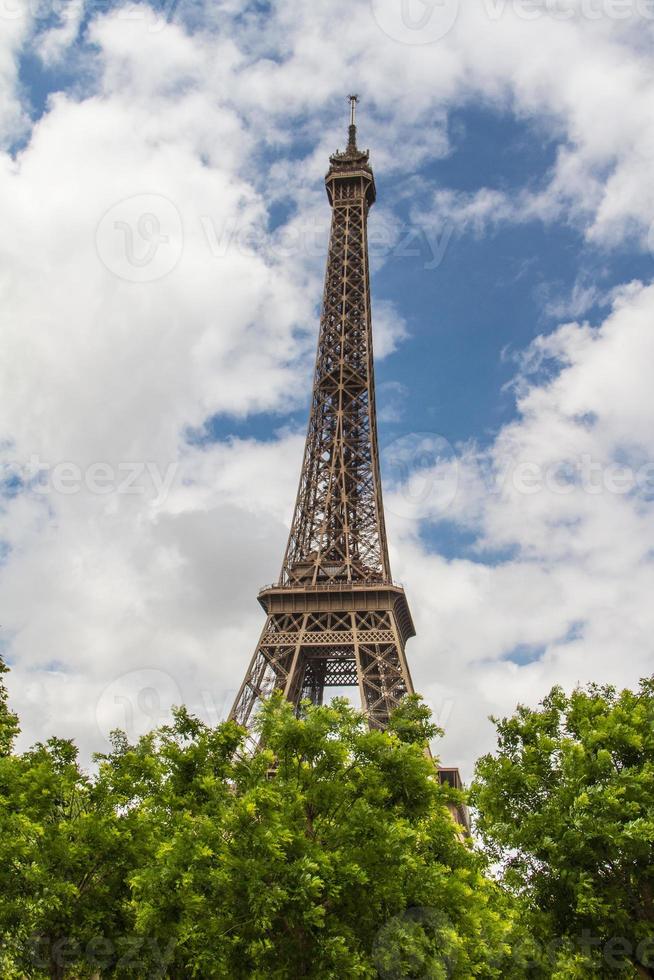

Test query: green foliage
[0,657,19,756]
[0,711,148,977]
[13,653,650,977]
[0,656,525,979]
[387,692,443,745]
[471,678,654,978]
[109,694,521,978]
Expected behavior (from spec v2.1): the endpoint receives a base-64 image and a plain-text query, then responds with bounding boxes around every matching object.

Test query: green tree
[0,657,19,756]
[0,660,146,979]
[471,678,654,978]
[96,705,243,978]
[102,693,526,979]
[1,656,546,978]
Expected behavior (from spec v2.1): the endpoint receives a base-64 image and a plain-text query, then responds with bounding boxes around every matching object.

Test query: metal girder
[281,130,388,589]
[230,606,414,731]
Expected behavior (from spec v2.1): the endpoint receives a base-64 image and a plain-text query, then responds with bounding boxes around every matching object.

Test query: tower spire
[347,93,359,151]
[230,105,416,736]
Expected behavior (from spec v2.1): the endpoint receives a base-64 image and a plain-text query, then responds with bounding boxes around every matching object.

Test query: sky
[2,0,654,777]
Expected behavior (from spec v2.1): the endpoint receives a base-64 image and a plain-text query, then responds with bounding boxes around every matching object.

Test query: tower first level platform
[231,583,415,731]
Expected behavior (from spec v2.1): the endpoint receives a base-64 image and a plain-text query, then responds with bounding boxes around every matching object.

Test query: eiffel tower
[231,98,418,732]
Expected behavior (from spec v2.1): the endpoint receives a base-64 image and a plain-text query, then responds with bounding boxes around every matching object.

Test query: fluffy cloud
[386,281,654,773]
[0,5,33,144]
[220,0,654,245]
[2,0,654,777]
[36,0,86,65]
[0,5,410,759]
[0,11,315,756]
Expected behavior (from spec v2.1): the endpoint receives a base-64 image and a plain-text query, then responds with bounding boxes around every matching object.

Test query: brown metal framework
[231,99,416,733]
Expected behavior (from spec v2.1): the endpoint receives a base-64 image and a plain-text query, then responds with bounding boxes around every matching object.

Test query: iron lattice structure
[231,99,417,733]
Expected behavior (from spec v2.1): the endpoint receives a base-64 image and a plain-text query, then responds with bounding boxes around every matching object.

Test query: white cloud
[542,278,608,320]
[0,6,32,146]
[2,0,654,780]
[386,282,654,773]
[0,12,317,757]
[218,0,654,245]
[37,0,85,66]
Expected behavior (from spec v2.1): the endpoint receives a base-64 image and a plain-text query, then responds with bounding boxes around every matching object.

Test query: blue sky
[2,0,654,773]
[13,7,651,461]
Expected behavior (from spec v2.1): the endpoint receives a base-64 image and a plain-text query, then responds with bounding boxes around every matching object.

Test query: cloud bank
[1,1,653,774]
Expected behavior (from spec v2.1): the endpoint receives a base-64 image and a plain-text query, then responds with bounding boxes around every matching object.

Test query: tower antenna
[347,93,359,150]
[348,93,358,127]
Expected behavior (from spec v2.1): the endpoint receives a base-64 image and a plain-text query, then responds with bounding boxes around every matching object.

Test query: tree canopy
[471,679,654,978]
[2,658,653,978]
